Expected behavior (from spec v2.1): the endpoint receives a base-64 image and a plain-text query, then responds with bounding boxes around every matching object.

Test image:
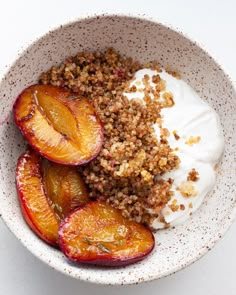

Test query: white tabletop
[1,1,236,294]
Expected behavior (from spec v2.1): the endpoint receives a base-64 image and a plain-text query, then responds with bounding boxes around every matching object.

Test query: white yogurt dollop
[124,69,224,229]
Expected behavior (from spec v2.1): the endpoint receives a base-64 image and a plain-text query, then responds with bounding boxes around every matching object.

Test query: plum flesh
[14,85,103,165]
[59,201,155,266]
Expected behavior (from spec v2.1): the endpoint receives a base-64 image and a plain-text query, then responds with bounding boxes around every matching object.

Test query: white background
[0,1,236,294]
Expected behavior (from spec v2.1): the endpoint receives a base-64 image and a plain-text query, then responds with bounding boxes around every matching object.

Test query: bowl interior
[0,15,236,285]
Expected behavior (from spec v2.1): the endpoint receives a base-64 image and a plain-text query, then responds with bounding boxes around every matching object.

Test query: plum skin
[15,149,60,246]
[58,201,155,266]
[13,84,104,166]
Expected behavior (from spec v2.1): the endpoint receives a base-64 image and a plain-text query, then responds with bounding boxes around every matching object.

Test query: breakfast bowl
[0,14,236,285]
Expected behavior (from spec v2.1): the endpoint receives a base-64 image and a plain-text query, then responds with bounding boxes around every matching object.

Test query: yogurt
[124,69,224,229]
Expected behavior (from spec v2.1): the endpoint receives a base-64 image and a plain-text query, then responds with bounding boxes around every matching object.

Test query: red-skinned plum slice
[16,148,60,245]
[13,85,103,165]
[59,201,155,266]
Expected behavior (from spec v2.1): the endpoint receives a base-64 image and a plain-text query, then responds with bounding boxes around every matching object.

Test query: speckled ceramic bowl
[0,14,236,285]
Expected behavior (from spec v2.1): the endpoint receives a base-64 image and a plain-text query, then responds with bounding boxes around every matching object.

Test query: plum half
[14,85,103,165]
[16,148,90,245]
[59,201,155,266]
[16,148,60,245]
[42,160,89,220]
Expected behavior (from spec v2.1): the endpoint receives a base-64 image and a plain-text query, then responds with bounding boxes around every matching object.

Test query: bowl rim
[1,12,236,285]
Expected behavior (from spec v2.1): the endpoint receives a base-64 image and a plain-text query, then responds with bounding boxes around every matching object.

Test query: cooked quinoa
[39,48,179,227]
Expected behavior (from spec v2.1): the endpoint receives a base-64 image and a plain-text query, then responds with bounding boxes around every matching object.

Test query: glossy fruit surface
[14,85,103,165]
[42,160,89,220]
[16,149,60,245]
[59,201,155,266]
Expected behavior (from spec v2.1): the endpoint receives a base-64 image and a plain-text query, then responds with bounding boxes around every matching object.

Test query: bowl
[0,14,236,285]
